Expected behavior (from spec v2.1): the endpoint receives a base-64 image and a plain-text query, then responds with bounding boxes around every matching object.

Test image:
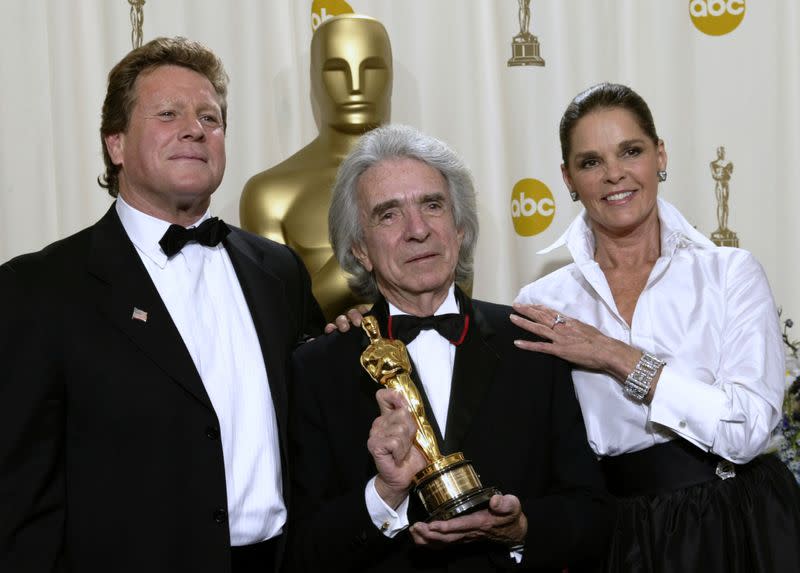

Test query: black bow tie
[388,313,469,346]
[159,217,230,257]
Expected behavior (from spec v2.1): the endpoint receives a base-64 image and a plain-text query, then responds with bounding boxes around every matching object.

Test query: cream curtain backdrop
[2,1,798,322]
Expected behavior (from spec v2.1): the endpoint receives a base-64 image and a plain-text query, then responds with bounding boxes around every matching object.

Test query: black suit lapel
[87,205,214,411]
[442,297,498,455]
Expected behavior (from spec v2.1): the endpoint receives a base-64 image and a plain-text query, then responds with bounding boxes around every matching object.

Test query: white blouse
[515,198,784,464]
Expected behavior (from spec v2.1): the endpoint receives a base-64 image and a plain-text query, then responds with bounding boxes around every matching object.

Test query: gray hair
[329,124,479,300]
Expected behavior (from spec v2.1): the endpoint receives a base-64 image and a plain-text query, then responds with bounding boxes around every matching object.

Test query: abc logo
[510,179,555,237]
[311,0,354,31]
[690,0,745,36]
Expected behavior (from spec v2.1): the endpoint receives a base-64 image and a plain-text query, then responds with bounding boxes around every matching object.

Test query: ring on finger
[553,313,567,327]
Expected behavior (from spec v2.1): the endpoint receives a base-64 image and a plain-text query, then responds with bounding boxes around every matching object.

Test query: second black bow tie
[388,313,469,346]
[159,217,230,257]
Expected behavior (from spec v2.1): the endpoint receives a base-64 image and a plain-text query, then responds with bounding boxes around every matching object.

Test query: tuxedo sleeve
[519,357,615,570]
[286,338,398,572]
[286,247,325,340]
[0,260,66,571]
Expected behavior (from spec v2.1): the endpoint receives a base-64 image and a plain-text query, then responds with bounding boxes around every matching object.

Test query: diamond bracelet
[623,352,666,402]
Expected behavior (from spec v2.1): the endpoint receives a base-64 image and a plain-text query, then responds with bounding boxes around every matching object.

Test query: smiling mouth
[604,190,635,202]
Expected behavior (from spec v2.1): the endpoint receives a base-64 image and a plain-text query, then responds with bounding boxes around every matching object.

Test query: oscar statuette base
[413,452,501,522]
[507,33,545,67]
[711,228,739,247]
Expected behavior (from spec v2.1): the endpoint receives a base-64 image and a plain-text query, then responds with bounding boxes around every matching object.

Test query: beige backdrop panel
[1,1,797,324]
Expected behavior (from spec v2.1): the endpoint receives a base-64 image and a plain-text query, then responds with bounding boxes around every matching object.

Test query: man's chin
[169,178,221,200]
[391,279,453,298]
[160,186,216,215]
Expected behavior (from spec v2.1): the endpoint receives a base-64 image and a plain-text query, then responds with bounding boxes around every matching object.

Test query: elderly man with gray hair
[287,124,612,572]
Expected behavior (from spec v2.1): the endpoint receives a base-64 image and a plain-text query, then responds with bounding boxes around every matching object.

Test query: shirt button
[206,426,220,440]
[213,508,227,524]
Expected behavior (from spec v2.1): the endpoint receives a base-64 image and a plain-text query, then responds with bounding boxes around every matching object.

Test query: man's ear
[104,133,125,166]
[351,242,373,272]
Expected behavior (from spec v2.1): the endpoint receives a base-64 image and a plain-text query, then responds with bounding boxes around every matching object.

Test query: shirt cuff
[364,476,410,538]
[649,365,732,448]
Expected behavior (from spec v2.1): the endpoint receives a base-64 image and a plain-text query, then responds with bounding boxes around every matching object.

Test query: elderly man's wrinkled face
[352,158,463,309]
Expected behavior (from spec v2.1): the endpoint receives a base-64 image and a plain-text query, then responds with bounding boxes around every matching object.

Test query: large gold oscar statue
[240,15,392,320]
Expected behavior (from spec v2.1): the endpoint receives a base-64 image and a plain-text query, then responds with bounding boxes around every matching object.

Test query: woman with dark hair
[512,82,800,572]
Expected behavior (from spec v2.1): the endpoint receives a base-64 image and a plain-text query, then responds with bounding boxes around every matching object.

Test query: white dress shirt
[116,198,285,545]
[516,198,785,464]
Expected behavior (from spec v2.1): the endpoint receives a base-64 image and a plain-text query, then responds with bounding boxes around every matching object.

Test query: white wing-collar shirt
[116,197,285,545]
[516,198,784,464]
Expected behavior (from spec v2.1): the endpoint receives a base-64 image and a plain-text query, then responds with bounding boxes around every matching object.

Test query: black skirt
[602,443,800,572]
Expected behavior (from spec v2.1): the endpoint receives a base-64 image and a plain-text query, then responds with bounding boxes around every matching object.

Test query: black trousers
[231,536,280,573]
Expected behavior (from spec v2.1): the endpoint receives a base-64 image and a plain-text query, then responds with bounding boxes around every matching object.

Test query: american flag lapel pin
[131,307,148,323]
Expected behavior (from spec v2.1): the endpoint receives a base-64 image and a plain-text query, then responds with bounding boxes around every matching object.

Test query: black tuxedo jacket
[288,293,613,572]
[0,204,323,573]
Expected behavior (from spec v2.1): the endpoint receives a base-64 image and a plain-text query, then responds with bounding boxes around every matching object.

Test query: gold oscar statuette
[240,15,392,320]
[508,0,545,67]
[359,316,499,521]
[709,146,739,247]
